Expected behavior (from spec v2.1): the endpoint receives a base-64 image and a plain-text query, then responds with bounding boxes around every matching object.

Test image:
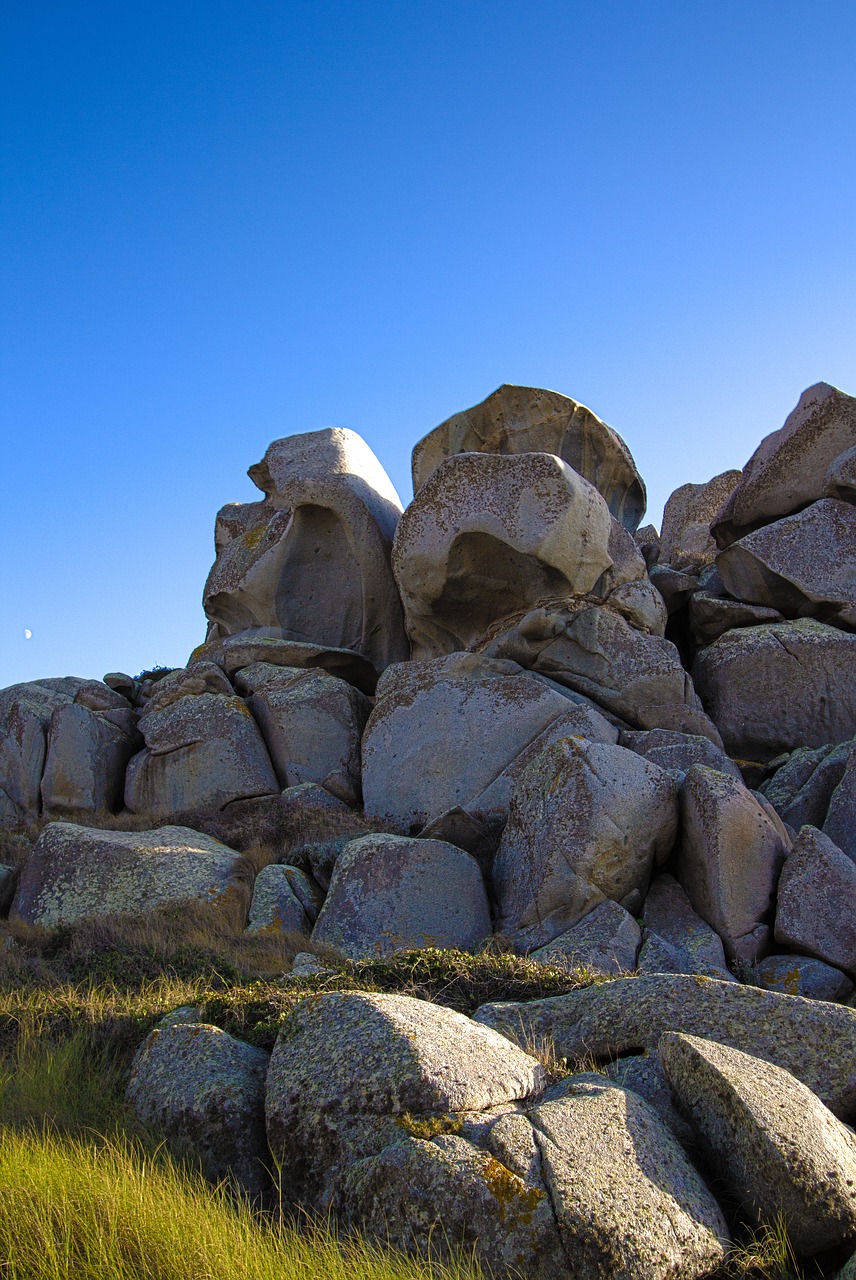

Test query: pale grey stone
[40,698,138,816]
[692,618,856,762]
[674,765,789,963]
[688,592,783,646]
[126,1021,269,1195]
[640,873,734,980]
[659,470,742,572]
[493,738,678,952]
[247,864,323,935]
[191,630,378,695]
[11,822,245,928]
[0,680,91,826]
[660,1032,856,1254]
[311,833,490,959]
[620,728,742,781]
[411,383,646,530]
[604,1055,696,1145]
[775,826,856,974]
[473,973,856,1117]
[825,444,856,503]
[529,900,641,976]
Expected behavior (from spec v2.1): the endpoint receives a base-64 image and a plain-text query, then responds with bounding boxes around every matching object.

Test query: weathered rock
[311,834,491,959]
[0,679,92,826]
[493,738,678,952]
[479,601,723,741]
[124,688,279,815]
[190,630,378,695]
[620,727,742,781]
[825,444,856,503]
[202,428,408,674]
[232,663,370,804]
[126,1019,270,1195]
[692,619,856,762]
[674,765,789,963]
[825,744,856,861]
[761,740,851,830]
[753,955,854,1003]
[529,900,641,975]
[11,823,246,927]
[527,1077,728,1279]
[392,451,623,659]
[474,974,856,1118]
[411,384,647,530]
[334,1132,567,1280]
[649,563,699,614]
[265,991,545,1206]
[688,592,783,646]
[774,827,856,974]
[659,470,742,572]
[640,873,735,980]
[634,522,661,568]
[660,1033,856,1254]
[603,1055,696,1145]
[40,689,138,816]
[361,652,614,836]
[712,382,856,546]
[717,499,856,627]
[247,863,323,935]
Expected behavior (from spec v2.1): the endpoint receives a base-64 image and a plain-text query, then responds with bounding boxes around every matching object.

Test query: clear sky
[2,1,854,687]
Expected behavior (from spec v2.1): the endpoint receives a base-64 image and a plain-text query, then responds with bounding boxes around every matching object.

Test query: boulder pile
[2,379,856,1276]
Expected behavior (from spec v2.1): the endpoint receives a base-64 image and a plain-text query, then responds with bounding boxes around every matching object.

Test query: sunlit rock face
[203,428,409,678]
[411,384,647,532]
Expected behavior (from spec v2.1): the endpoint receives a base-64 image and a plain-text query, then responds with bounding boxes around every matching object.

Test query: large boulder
[660,1033,856,1255]
[753,955,854,1003]
[712,382,856,546]
[202,428,408,675]
[716,498,856,627]
[474,974,856,1118]
[673,765,789,963]
[774,827,856,974]
[392,451,626,659]
[692,619,856,762]
[639,873,735,981]
[0,678,98,826]
[529,900,641,976]
[493,738,678,952]
[126,1018,270,1195]
[265,991,545,1208]
[479,601,722,741]
[688,592,783,646]
[232,662,370,804]
[361,652,616,837]
[40,683,138,816]
[825,743,856,861]
[760,739,851,830]
[11,822,246,927]
[311,834,491,959]
[658,469,742,572]
[411,384,647,531]
[247,863,323,935]
[189,630,377,695]
[124,681,279,816]
[619,727,742,781]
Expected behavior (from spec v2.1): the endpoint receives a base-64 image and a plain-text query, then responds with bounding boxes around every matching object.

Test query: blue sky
[2,1,854,686]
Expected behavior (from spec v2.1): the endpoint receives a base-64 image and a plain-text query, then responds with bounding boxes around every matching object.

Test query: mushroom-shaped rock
[411,384,647,530]
[674,765,790,964]
[493,738,678,952]
[660,1033,856,1255]
[712,382,856,546]
[126,1019,270,1195]
[716,498,856,628]
[473,974,856,1118]
[392,451,624,659]
[526,1077,728,1279]
[265,991,545,1207]
[659,469,742,572]
[10,823,246,928]
[310,834,491,959]
[202,428,408,675]
[232,662,370,805]
[361,652,616,837]
[692,619,856,762]
[124,683,279,816]
[774,826,856,975]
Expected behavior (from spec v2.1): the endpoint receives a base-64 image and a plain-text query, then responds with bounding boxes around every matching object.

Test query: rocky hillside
[1,380,855,1278]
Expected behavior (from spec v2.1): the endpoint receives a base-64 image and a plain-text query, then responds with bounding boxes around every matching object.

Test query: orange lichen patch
[478,1153,544,1224]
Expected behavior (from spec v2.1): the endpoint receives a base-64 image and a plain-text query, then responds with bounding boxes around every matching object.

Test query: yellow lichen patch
[396,1113,462,1140]
[242,522,269,551]
[479,1154,544,1224]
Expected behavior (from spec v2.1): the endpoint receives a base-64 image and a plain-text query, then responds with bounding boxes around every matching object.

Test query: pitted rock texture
[474,974,856,1118]
[411,383,647,531]
[760,739,851,830]
[126,1019,270,1195]
[311,833,491,959]
[11,823,246,927]
[529,899,641,976]
[752,955,854,1003]
[639,873,734,981]
[203,428,408,674]
[493,737,678,952]
[659,469,742,572]
[774,826,856,974]
[247,863,323,935]
[660,1033,856,1254]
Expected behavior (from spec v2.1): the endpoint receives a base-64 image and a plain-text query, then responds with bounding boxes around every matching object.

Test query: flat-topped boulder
[411,384,647,531]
